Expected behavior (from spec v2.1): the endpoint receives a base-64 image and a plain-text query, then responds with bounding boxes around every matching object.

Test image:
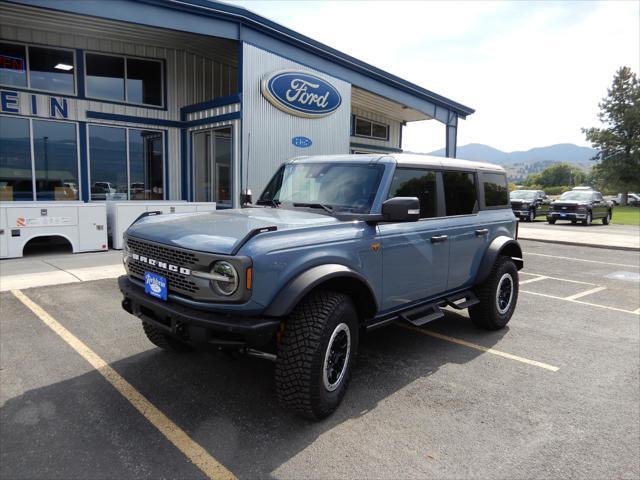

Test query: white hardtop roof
[290,153,505,172]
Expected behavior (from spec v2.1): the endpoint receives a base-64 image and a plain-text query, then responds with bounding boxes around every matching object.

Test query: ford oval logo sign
[292,136,312,148]
[261,70,342,118]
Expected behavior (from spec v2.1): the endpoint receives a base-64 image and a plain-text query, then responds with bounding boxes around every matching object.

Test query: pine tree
[583,67,640,204]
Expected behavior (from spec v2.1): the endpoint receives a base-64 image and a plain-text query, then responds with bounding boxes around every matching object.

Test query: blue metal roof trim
[138,0,475,118]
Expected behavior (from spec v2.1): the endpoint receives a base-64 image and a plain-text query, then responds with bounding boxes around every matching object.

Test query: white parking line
[519,276,548,285]
[521,289,639,315]
[520,272,596,285]
[400,324,559,372]
[565,286,607,301]
[524,252,638,268]
[11,289,237,480]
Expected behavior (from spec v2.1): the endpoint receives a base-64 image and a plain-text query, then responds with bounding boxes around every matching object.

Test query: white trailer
[106,201,217,249]
[0,202,108,259]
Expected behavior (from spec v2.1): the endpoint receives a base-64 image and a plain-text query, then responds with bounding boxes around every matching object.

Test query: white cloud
[230,1,639,153]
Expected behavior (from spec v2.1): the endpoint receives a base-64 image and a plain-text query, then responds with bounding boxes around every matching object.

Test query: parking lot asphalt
[1,240,639,479]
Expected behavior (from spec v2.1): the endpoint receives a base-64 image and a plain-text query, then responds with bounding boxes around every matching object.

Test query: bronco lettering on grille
[130,253,191,275]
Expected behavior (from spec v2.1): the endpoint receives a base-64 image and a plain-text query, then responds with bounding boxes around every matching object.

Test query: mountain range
[427,143,597,182]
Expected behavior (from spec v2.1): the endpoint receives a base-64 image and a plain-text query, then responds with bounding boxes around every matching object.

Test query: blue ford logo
[292,136,312,148]
[261,70,342,118]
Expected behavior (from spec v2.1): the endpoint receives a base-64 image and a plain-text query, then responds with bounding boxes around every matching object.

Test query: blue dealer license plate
[144,271,167,301]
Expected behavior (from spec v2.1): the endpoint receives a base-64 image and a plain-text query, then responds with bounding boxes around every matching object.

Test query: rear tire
[142,322,194,353]
[469,256,519,330]
[275,290,358,420]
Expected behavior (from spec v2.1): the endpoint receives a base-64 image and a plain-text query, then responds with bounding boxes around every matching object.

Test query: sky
[228,0,639,153]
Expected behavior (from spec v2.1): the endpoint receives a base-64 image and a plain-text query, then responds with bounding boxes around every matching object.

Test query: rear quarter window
[482,172,509,207]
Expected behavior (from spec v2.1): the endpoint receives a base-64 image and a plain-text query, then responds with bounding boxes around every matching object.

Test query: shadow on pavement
[0,311,507,479]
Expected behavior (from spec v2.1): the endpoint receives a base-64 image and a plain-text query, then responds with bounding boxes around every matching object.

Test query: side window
[387,168,437,218]
[443,171,477,216]
[482,172,509,207]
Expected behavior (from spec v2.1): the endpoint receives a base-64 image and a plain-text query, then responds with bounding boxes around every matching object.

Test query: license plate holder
[144,271,167,301]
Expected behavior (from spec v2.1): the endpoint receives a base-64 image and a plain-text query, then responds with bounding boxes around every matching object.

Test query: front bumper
[118,276,280,348]
[547,211,587,220]
[512,209,532,218]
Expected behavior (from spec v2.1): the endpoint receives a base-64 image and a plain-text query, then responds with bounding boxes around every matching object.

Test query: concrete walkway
[518,222,640,251]
[0,250,124,292]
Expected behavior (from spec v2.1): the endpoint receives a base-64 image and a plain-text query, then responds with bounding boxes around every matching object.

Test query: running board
[398,304,444,327]
[444,291,479,310]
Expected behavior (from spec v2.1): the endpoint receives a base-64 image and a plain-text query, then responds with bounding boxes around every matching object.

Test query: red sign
[0,54,25,72]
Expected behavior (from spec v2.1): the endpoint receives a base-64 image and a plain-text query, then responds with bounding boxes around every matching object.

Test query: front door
[193,127,232,206]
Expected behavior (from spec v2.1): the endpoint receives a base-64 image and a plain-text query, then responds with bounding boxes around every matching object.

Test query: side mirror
[382,197,420,222]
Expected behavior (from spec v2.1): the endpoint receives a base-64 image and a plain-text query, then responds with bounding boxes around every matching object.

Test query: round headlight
[210,261,239,296]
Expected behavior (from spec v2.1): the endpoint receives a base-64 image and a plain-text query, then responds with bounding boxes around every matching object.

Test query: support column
[445,112,458,158]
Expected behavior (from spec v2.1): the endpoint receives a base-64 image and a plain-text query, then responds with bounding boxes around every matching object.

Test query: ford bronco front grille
[127,237,201,265]
[126,238,200,296]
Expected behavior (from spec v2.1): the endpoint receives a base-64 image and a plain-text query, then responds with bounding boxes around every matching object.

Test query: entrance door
[193,127,232,206]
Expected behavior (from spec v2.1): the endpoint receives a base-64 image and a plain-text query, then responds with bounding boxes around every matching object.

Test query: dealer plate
[144,271,167,301]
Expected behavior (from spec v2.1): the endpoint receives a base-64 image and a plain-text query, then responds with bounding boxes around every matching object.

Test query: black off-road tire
[547,218,556,224]
[602,210,611,225]
[275,290,359,420]
[469,256,519,330]
[142,322,194,353]
[529,209,536,222]
[582,211,592,226]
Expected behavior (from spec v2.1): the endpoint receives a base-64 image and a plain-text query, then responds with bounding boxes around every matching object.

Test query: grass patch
[612,206,640,225]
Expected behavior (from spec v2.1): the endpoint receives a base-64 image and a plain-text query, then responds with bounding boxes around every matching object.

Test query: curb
[518,236,640,252]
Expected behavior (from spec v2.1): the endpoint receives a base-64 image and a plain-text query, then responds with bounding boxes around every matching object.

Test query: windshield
[258,162,385,213]
[559,191,592,201]
[510,190,536,200]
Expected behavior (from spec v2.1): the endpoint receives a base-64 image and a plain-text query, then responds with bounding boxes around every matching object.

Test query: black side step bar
[444,291,479,310]
[398,303,444,327]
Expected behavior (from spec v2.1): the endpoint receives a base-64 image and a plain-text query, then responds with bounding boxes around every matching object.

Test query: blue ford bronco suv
[119,154,523,419]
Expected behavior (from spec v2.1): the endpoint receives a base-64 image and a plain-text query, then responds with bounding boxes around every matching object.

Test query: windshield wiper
[292,202,334,213]
[256,199,281,208]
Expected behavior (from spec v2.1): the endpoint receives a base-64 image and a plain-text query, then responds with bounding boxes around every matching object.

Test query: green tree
[583,66,640,204]
[523,163,586,188]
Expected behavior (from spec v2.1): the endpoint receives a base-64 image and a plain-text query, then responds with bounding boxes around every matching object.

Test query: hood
[125,207,339,254]
[551,200,589,206]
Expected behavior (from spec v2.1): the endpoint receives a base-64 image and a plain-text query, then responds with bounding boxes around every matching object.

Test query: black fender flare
[263,264,378,318]
[474,236,524,285]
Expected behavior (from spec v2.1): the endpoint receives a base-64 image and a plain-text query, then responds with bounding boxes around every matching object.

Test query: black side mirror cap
[382,197,420,222]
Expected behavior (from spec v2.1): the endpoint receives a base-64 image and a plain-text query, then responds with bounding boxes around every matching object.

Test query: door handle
[475,229,489,236]
[430,235,448,243]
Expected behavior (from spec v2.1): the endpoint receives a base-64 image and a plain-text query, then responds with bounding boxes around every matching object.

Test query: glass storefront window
[126,58,162,106]
[29,47,75,94]
[86,54,125,102]
[89,125,128,200]
[0,116,32,201]
[129,129,163,200]
[33,120,78,201]
[0,43,27,88]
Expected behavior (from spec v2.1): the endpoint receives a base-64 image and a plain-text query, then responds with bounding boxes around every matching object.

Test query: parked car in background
[547,189,612,225]
[608,193,640,206]
[509,189,550,222]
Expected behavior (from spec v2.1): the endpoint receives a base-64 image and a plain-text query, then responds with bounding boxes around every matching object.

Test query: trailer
[106,201,217,249]
[0,202,108,259]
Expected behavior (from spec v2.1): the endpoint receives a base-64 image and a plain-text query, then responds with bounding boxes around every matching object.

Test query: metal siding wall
[350,106,401,150]
[0,17,238,201]
[242,43,351,198]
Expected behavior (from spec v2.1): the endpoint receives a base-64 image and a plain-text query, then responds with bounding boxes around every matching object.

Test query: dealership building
[0,0,474,208]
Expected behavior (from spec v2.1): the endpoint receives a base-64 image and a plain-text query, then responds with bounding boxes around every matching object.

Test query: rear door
[377,168,449,312]
[592,192,606,218]
[441,171,486,291]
